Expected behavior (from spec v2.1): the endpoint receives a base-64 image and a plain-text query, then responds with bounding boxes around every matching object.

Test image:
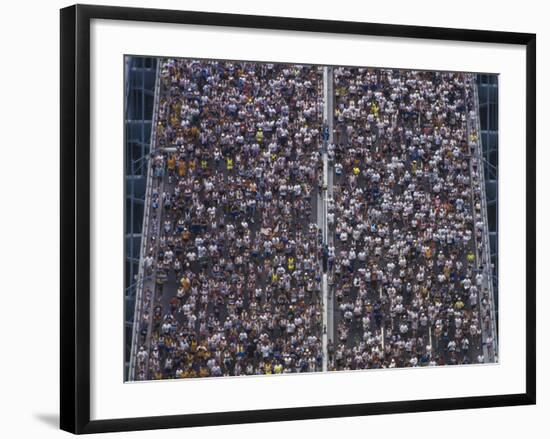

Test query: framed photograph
[60,4,536,434]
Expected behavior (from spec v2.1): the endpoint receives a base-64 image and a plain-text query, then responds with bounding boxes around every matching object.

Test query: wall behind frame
[0,0,544,438]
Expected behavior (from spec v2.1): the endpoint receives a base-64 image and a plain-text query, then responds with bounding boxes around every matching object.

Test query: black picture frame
[60,4,536,434]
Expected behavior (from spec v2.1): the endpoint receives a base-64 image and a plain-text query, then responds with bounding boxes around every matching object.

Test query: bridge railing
[467,76,498,362]
[128,59,161,380]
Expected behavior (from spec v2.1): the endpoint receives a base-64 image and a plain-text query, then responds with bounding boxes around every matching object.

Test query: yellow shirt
[288,257,295,271]
[177,160,186,176]
[167,156,176,170]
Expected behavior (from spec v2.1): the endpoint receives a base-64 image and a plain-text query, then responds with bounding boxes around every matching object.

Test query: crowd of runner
[328,67,489,370]
[134,59,325,380]
[131,60,495,381]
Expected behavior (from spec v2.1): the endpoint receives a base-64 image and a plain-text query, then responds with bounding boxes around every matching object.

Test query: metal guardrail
[128,60,162,380]
[467,76,498,362]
